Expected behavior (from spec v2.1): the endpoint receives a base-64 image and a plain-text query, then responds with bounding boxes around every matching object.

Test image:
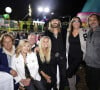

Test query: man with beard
[45,18,69,90]
[85,14,100,90]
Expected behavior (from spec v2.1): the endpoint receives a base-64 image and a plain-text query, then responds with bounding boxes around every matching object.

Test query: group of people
[0,13,100,90]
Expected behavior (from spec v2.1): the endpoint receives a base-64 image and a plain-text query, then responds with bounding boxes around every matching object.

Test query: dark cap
[49,16,60,22]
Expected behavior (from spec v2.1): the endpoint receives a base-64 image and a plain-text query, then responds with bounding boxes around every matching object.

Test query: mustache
[91,23,96,25]
[53,23,58,24]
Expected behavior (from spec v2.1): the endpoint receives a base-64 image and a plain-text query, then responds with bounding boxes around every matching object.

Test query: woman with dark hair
[66,17,88,90]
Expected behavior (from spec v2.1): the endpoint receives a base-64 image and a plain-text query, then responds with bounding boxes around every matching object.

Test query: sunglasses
[72,20,81,23]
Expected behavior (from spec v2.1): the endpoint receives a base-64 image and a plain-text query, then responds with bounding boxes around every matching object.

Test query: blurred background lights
[38,7,50,13]
[5,7,12,14]
[44,7,50,13]
[38,7,43,12]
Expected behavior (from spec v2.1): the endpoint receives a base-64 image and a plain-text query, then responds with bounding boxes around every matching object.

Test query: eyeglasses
[72,20,81,23]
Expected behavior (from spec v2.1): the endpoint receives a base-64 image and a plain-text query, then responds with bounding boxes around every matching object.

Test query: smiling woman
[11,39,46,90]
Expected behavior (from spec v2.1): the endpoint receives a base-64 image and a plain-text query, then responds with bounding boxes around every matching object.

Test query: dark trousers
[14,80,19,90]
[25,80,46,90]
[42,78,53,90]
[52,57,69,90]
[86,66,100,90]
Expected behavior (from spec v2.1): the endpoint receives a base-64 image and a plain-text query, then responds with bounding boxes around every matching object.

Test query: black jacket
[44,30,67,58]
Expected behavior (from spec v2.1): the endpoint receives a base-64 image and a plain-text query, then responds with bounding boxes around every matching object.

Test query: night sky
[0,0,87,20]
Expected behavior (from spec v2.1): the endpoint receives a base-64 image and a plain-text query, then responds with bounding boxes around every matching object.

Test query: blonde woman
[11,39,46,90]
[36,36,56,90]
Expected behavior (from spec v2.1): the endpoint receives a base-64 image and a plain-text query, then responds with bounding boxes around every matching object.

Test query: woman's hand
[10,69,18,77]
[45,75,51,83]
[40,71,52,83]
[20,78,31,86]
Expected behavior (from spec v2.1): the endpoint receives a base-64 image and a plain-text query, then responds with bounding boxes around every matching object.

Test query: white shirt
[11,52,41,85]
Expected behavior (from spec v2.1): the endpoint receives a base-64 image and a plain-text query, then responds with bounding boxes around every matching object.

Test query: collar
[32,44,36,48]
[3,46,15,56]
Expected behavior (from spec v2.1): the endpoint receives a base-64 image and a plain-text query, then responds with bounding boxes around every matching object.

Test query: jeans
[86,66,100,90]
[52,57,69,90]
[25,79,46,90]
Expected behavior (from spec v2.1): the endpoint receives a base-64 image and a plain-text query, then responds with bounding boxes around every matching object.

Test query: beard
[90,23,99,29]
[51,23,60,28]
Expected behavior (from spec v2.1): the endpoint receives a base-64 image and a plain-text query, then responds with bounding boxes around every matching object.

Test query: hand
[20,78,31,86]
[19,85,25,90]
[10,69,17,77]
[34,47,39,53]
[45,75,51,83]
[40,71,52,83]
[47,78,51,83]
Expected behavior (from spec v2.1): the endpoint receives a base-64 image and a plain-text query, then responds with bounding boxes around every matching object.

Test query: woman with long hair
[37,36,56,90]
[66,16,88,90]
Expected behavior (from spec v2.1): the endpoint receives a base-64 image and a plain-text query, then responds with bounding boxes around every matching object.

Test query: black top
[31,43,38,52]
[37,53,56,82]
[67,33,83,77]
[68,33,83,58]
[24,63,31,78]
[37,53,53,76]
[44,30,66,58]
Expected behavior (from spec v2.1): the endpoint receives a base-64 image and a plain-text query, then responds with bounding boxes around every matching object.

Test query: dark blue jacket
[0,48,11,73]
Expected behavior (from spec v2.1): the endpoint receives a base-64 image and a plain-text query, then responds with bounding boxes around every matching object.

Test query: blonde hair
[39,36,51,63]
[15,39,31,57]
